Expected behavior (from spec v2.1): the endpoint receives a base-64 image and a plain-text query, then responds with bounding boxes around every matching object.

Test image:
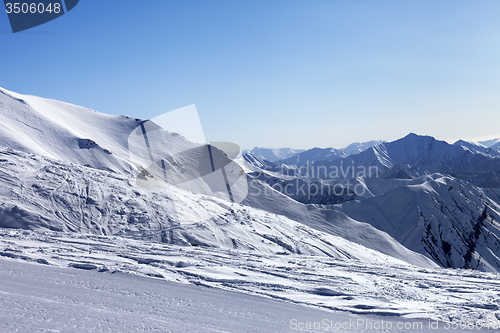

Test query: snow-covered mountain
[340,140,386,156]
[0,87,141,174]
[454,139,500,158]
[241,152,277,169]
[0,87,248,204]
[337,174,500,271]
[479,138,500,149]
[2,86,500,330]
[300,134,500,188]
[0,87,436,268]
[277,140,383,166]
[0,147,435,267]
[242,147,305,162]
[1,87,500,275]
[240,134,500,271]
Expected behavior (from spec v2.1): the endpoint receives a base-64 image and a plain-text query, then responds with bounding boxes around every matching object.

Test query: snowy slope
[2,88,500,330]
[1,230,499,325]
[0,86,249,204]
[240,177,435,267]
[0,87,439,267]
[242,152,278,169]
[2,87,500,273]
[337,174,500,272]
[0,87,136,173]
[454,140,500,158]
[238,137,500,271]
[0,258,351,333]
[0,147,436,267]
[238,134,500,272]
[0,87,200,175]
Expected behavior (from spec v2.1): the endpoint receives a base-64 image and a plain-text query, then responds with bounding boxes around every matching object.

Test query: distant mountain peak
[399,132,438,142]
[478,138,500,153]
[243,147,305,162]
[453,139,500,157]
[479,138,500,147]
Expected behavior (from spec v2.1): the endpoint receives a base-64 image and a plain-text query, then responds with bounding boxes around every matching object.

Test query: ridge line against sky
[1,1,500,149]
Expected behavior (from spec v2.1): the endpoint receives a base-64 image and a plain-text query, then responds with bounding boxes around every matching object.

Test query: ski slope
[1,229,499,330]
[2,87,500,331]
[0,147,434,267]
[0,86,202,176]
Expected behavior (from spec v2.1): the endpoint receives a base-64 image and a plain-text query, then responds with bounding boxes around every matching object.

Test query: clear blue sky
[1,1,500,149]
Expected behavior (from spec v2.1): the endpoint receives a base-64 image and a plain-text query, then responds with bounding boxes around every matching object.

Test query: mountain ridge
[2,87,500,272]
[242,147,305,162]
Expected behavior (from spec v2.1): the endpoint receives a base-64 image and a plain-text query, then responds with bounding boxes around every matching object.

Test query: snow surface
[0,147,434,267]
[337,174,500,271]
[238,135,500,271]
[2,87,500,332]
[1,230,499,331]
[0,87,138,174]
[0,258,359,333]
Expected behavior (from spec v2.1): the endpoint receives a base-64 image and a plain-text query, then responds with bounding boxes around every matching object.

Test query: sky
[1,0,500,150]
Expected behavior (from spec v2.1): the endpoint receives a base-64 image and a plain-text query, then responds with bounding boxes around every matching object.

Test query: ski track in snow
[1,228,499,330]
[3,258,490,333]
[2,87,500,331]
